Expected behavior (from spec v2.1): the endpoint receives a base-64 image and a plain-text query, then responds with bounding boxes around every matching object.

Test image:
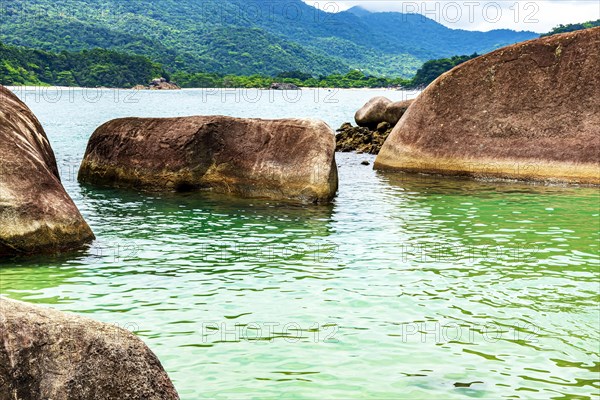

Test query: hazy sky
[303,1,600,32]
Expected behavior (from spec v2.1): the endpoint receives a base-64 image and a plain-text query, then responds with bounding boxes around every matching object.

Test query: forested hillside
[0,42,163,87]
[541,19,600,37]
[1,0,537,77]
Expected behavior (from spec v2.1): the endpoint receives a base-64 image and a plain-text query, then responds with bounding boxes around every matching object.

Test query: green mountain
[1,0,538,77]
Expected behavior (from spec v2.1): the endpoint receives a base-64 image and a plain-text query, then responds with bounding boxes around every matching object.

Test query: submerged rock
[0,298,179,400]
[375,27,600,184]
[0,85,94,256]
[79,116,338,203]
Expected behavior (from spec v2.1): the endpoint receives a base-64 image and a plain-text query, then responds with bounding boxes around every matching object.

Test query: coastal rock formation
[0,85,94,256]
[335,122,393,154]
[338,97,414,154]
[354,96,391,128]
[0,298,179,400]
[270,82,300,90]
[149,77,180,90]
[383,99,414,125]
[79,116,338,203]
[375,27,600,184]
[133,78,181,90]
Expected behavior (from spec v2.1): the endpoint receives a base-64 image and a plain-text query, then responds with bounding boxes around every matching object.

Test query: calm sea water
[1,88,599,399]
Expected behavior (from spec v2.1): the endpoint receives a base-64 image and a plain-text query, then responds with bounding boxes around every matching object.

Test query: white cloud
[303,1,600,32]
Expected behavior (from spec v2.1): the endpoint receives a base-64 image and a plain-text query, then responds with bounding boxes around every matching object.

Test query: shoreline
[5,85,418,92]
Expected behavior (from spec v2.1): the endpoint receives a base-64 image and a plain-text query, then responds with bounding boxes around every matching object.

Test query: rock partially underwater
[0,85,94,256]
[79,116,338,203]
[375,28,600,184]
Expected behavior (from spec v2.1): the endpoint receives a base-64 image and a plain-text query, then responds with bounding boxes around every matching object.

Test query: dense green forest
[0,40,474,89]
[0,42,164,87]
[172,70,409,89]
[541,19,600,37]
[2,19,596,89]
[0,0,536,77]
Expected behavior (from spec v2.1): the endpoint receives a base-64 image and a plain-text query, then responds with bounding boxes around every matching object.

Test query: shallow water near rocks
[1,88,599,399]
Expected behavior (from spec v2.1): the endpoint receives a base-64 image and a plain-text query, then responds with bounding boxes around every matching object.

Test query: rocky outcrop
[133,78,181,90]
[355,97,414,128]
[338,97,414,154]
[335,122,393,154]
[270,82,300,90]
[0,298,179,400]
[383,99,414,125]
[0,85,94,256]
[149,77,180,90]
[354,96,391,128]
[375,28,600,184]
[79,116,338,203]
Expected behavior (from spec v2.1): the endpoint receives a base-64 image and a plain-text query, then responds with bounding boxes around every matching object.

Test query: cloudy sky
[303,1,600,32]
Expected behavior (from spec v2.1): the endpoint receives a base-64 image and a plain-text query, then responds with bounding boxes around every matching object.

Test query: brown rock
[0,85,94,256]
[335,122,392,155]
[270,82,300,90]
[376,121,391,133]
[149,78,180,90]
[375,28,600,184]
[79,116,338,203]
[354,96,392,128]
[383,99,414,125]
[0,298,179,400]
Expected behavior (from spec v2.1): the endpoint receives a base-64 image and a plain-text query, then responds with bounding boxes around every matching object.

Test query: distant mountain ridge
[0,0,538,77]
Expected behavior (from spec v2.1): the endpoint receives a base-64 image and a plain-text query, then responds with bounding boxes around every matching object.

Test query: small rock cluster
[336,97,414,154]
[270,82,300,90]
[335,121,393,154]
[133,77,181,90]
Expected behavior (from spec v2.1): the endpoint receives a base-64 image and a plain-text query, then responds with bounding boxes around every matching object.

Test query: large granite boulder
[383,99,414,125]
[354,96,391,128]
[375,28,600,184]
[0,85,94,256]
[79,116,338,203]
[0,298,179,400]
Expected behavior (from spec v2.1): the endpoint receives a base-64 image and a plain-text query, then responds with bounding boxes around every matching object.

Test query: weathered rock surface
[79,116,338,203]
[335,122,393,154]
[0,298,179,400]
[0,85,94,256]
[355,97,414,128]
[383,99,414,125]
[270,82,300,90]
[132,78,181,90]
[354,96,391,128]
[149,77,181,90]
[375,28,600,184]
[337,97,413,154]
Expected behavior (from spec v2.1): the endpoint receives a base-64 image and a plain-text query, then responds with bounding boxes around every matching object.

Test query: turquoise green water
[1,89,599,399]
